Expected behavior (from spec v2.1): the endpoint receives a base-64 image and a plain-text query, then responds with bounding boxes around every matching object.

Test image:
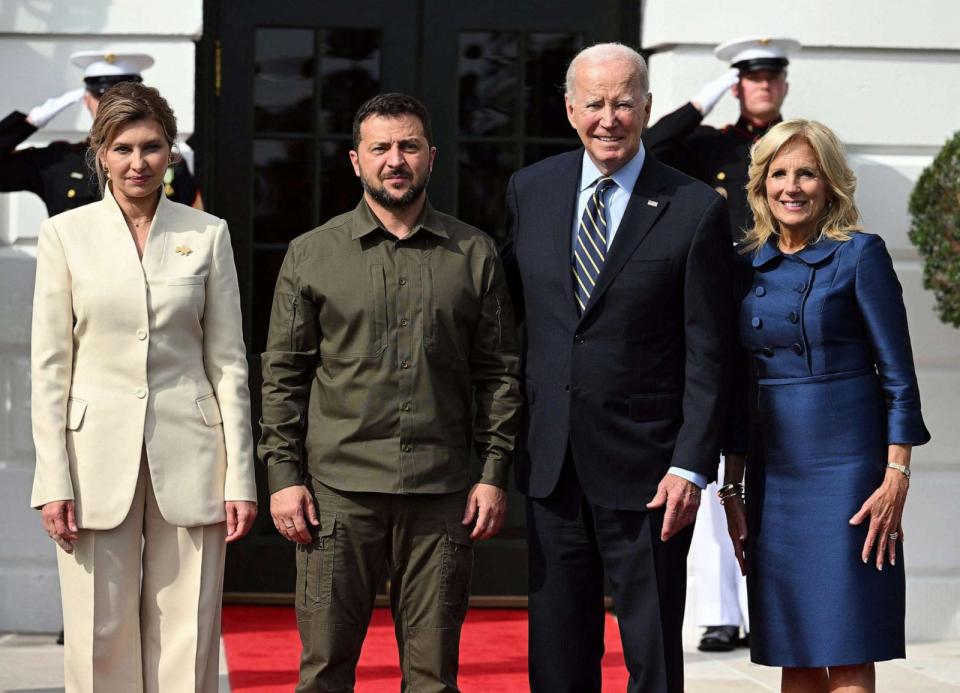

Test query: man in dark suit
[502,43,734,693]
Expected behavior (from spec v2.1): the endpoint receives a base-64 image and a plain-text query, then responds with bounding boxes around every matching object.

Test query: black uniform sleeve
[169,159,199,207]
[0,111,45,196]
[642,103,705,166]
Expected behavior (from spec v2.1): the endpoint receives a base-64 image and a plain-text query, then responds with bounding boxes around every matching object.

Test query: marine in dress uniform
[644,36,799,241]
[643,36,800,652]
[0,50,198,216]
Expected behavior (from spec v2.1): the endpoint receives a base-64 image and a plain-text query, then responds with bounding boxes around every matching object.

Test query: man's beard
[360,168,430,209]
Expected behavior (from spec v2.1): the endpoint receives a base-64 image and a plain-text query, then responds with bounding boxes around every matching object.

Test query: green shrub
[908,130,960,328]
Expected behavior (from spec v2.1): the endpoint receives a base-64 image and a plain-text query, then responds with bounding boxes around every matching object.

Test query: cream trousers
[56,457,227,692]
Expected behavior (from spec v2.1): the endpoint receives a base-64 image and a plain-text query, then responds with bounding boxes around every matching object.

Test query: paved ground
[1,631,957,691]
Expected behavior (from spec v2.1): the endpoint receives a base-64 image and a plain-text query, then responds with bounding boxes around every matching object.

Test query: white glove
[690,69,739,116]
[27,88,86,129]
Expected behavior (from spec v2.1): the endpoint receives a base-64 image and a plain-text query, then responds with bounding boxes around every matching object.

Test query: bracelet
[717,482,744,505]
[886,462,911,480]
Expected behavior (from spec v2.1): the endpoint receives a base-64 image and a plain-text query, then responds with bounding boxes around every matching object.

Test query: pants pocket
[296,515,337,612]
[439,520,473,623]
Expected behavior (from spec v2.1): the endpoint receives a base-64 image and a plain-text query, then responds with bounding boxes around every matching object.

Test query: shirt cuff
[479,456,510,489]
[667,466,707,489]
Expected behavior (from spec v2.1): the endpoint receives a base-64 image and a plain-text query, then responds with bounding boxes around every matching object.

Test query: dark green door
[202,0,637,600]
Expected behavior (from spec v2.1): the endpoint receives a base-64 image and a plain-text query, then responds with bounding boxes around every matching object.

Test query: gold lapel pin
[175,245,193,256]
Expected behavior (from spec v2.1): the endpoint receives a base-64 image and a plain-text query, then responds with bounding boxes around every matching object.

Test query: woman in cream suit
[30,82,257,692]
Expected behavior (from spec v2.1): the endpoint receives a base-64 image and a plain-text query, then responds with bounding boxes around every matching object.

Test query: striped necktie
[573,176,615,314]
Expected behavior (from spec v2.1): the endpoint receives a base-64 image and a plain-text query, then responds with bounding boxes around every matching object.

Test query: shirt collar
[752,235,844,267]
[349,197,449,240]
[579,143,646,194]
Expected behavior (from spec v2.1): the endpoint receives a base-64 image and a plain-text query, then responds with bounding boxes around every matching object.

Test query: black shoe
[698,625,739,652]
[738,632,750,648]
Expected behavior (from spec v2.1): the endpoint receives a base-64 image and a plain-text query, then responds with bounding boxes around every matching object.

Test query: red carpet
[222,605,628,691]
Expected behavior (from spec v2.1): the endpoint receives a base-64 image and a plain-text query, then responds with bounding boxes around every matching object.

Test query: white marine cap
[70,50,154,94]
[714,36,801,74]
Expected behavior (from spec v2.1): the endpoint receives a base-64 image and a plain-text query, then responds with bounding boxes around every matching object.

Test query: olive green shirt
[259,198,522,495]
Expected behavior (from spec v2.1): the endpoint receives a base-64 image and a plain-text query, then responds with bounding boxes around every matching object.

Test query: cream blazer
[30,186,257,529]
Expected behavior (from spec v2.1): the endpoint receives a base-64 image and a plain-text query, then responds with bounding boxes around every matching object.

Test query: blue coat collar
[752,236,843,268]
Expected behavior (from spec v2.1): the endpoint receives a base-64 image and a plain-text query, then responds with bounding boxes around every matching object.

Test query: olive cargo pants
[295,478,474,693]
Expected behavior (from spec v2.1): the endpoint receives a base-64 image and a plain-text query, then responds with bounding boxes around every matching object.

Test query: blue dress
[736,233,930,667]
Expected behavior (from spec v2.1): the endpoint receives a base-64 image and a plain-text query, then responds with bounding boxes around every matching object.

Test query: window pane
[525,32,584,137]
[254,28,315,133]
[252,250,288,354]
[318,140,360,222]
[253,139,314,244]
[319,29,382,135]
[459,32,519,137]
[458,143,517,244]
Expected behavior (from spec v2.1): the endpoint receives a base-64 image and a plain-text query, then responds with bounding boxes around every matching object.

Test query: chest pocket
[318,261,387,358]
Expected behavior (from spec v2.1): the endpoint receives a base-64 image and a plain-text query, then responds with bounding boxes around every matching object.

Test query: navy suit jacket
[502,150,735,509]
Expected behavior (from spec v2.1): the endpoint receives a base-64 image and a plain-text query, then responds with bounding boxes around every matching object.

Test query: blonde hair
[743,119,861,252]
[86,82,179,193]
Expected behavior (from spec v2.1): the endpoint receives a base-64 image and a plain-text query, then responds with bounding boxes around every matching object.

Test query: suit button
[788,311,799,324]
[400,318,408,327]
[751,317,762,328]
[792,343,804,355]
[402,402,412,412]
[760,347,774,357]
[135,387,146,398]
[575,333,584,344]
[754,286,766,297]
[795,282,807,293]
[402,444,413,453]
[136,329,147,340]
[400,360,409,369]
[399,278,407,286]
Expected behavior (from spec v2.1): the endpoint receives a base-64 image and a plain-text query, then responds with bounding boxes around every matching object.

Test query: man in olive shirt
[258,93,521,693]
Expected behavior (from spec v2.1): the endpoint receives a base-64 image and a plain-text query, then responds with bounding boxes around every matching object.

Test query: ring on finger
[888,531,899,541]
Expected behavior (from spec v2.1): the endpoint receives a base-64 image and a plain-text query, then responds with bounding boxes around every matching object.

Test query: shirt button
[400,318,408,327]
[788,311,799,324]
[754,286,766,297]
[400,360,409,369]
[792,343,804,355]
[399,278,407,286]
[402,444,413,453]
[402,402,412,412]
[135,387,146,398]
[751,317,762,328]
[760,347,774,357]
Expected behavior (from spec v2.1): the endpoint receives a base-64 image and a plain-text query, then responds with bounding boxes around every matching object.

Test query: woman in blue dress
[720,120,930,693]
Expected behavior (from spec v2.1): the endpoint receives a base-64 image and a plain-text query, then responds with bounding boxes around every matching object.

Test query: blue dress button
[752,317,762,328]
[792,343,804,355]
[755,286,766,297]
[795,282,807,293]
[788,311,799,323]
[761,346,774,357]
